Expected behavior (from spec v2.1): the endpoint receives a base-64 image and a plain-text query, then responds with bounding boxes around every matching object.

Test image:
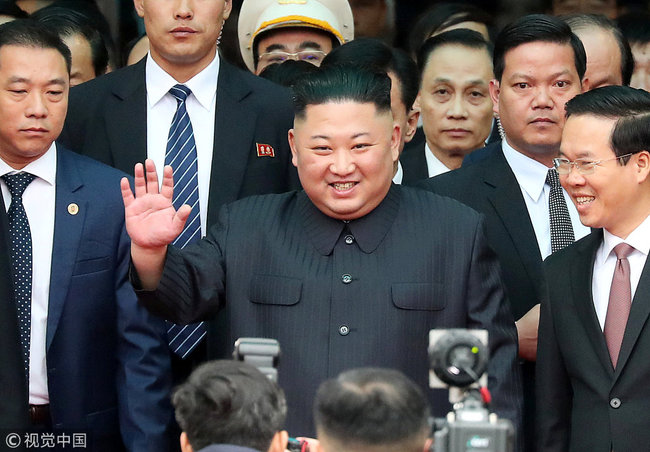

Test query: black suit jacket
[0,190,29,429]
[60,56,299,228]
[538,230,650,451]
[137,185,523,438]
[399,129,429,185]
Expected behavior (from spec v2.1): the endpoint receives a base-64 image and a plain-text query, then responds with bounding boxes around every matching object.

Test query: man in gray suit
[122,65,522,439]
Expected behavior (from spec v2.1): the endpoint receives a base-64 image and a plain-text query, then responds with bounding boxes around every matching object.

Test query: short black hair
[172,360,287,452]
[31,6,109,77]
[493,14,586,82]
[322,38,418,113]
[259,59,319,88]
[565,85,650,161]
[291,64,392,120]
[617,11,650,45]
[0,0,28,19]
[0,19,71,73]
[417,29,493,81]
[408,3,494,58]
[562,14,633,86]
[314,367,431,452]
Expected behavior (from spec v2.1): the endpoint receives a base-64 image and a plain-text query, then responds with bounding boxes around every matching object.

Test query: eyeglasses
[553,153,633,175]
[258,50,327,66]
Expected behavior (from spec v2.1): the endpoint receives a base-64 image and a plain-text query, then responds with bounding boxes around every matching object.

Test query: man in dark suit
[122,65,523,439]
[59,0,298,378]
[418,15,591,452]
[538,86,650,451]
[400,29,494,184]
[0,21,172,450]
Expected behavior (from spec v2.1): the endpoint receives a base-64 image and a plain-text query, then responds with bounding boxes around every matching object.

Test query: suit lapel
[104,59,147,174]
[481,147,543,289]
[615,253,650,379]
[46,149,86,351]
[207,60,257,227]
[570,230,615,377]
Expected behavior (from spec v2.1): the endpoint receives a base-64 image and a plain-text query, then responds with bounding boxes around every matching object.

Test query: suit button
[610,398,621,409]
[339,325,350,336]
[341,274,352,284]
[344,235,355,245]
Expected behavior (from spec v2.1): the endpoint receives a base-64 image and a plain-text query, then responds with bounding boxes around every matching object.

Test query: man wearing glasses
[238,0,354,75]
[538,85,650,451]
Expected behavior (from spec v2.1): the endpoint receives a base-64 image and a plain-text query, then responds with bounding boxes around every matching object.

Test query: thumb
[173,204,192,232]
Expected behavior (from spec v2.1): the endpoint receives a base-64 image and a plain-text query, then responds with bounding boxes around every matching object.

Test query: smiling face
[134,0,231,81]
[491,41,584,166]
[289,101,399,220]
[560,114,650,238]
[0,45,68,169]
[418,44,494,167]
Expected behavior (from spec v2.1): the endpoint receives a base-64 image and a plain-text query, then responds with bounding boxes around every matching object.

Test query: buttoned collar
[600,214,650,261]
[145,51,220,110]
[502,138,552,203]
[0,142,57,186]
[298,185,400,255]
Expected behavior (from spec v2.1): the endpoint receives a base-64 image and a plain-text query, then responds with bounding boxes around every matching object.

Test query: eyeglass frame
[257,50,328,64]
[553,153,634,175]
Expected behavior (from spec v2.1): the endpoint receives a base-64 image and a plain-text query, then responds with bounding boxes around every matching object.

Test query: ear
[133,0,145,18]
[403,109,420,144]
[267,430,289,452]
[634,150,650,183]
[288,129,298,168]
[391,123,401,163]
[581,77,590,93]
[223,0,232,21]
[180,432,193,452]
[489,79,500,116]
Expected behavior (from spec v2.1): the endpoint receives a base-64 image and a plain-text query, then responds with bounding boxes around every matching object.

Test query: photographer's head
[314,367,432,452]
[172,360,288,452]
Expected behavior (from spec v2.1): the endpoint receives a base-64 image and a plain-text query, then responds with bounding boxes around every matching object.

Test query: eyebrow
[508,70,572,81]
[8,76,67,86]
[309,132,371,140]
[264,41,324,53]
[433,77,488,86]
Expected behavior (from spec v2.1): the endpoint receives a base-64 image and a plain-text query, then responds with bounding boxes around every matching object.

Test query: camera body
[428,329,514,452]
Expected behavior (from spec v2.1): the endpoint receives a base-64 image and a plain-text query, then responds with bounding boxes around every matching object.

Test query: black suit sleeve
[536,261,572,452]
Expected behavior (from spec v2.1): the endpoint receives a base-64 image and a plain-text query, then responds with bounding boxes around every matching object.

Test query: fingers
[160,165,174,200]
[173,204,192,232]
[133,163,147,198]
[120,177,134,208]
[145,159,160,194]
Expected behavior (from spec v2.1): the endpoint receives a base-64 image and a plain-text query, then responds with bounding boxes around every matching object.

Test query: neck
[150,49,217,84]
[427,141,464,170]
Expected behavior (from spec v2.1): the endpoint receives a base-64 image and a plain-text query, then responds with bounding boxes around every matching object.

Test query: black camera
[428,329,514,452]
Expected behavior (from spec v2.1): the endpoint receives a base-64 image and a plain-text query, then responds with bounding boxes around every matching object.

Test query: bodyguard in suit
[122,65,523,439]
[538,86,650,451]
[58,0,298,380]
[0,21,172,450]
[418,15,592,451]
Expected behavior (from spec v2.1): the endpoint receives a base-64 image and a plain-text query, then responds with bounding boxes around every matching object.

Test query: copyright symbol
[5,433,21,448]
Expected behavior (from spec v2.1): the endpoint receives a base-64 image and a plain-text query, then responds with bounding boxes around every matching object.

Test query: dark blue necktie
[164,84,206,358]
[3,172,36,381]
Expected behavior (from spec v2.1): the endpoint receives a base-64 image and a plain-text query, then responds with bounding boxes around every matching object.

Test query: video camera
[428,329,514,452]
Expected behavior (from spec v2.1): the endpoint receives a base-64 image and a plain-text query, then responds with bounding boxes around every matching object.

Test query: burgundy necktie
[604,243,635,368]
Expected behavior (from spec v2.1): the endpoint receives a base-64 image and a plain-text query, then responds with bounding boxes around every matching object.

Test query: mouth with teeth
[331,182,356,191]
[575,196,595,205]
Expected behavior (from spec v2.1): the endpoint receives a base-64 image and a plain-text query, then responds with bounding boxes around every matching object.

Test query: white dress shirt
[502,139,590,259]
[592,215,650,330]
[145,52,220,237]
[424,143,452,178]
[1,144,57,404]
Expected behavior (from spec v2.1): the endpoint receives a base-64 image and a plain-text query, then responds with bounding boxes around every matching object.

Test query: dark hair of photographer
[314,367,432,452]
[258,59,319,88]
[172,360,288,452]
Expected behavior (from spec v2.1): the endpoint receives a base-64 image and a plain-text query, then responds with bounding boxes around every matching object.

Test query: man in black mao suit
[123,65,523,439]
[417,15,592,452]
[538,87,650,451]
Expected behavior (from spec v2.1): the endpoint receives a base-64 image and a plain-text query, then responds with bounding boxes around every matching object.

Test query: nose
[447,95,468,119]
[561,164,585,187]
[174,0,193,20]
[532,86,552,109]
[25,92,48,118]
[329,150,355,176]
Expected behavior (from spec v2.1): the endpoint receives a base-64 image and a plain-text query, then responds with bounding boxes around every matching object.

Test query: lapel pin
[68,203,79,215]
[256,143,275,158]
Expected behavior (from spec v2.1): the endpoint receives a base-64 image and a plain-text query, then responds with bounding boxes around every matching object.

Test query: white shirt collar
[502,138,551,203]
[601,214,650,260]
[424,142,452,178]
[145,51,220,110]
[0,142,57,186]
